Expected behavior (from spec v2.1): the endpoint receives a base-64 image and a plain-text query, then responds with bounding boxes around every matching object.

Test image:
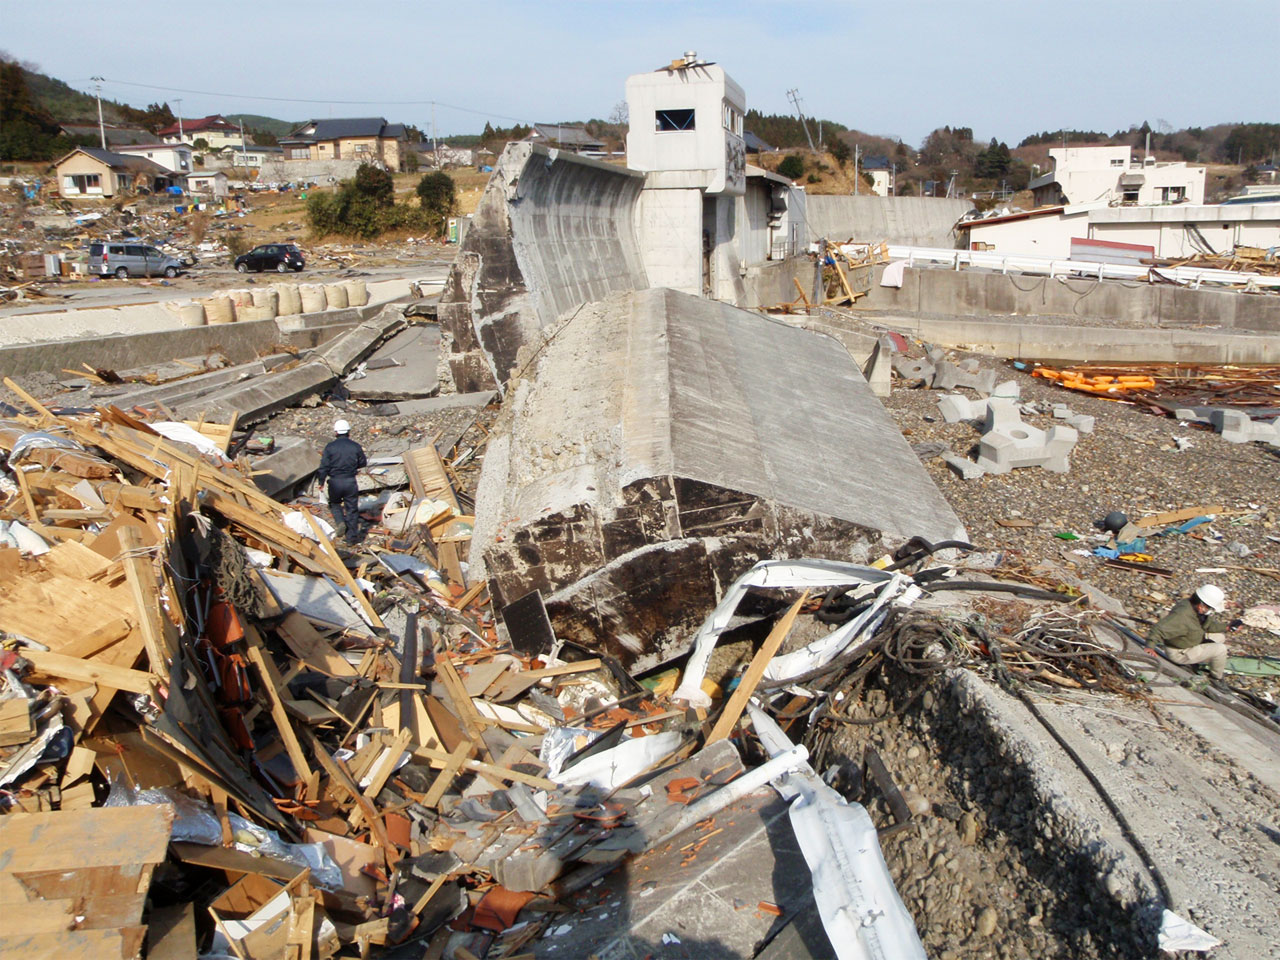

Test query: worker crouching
[1148,584,1230,680]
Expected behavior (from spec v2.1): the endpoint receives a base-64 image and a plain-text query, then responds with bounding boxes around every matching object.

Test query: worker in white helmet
[316,419,367,543]
[1148,584,1230,680]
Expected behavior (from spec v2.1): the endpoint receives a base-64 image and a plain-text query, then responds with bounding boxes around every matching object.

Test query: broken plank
[22,648,158,695]
[275,611,359,677]
[244,637,314,784]
[706,590,810,744]
[1134,504,1226,528]
[413,743,556,792]
[300,509,384,629]
[119,525,172,682]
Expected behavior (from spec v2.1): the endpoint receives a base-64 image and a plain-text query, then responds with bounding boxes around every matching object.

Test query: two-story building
[1029,145,1205,207]
[862,155,892,197]
[157,115,245,150]
[112,143,193,175]
[278,118,408,171]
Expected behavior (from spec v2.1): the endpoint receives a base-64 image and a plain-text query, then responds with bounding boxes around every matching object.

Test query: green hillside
[226,114,296,137]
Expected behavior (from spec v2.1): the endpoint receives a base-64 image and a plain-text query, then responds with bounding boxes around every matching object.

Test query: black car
[235,243,305,273]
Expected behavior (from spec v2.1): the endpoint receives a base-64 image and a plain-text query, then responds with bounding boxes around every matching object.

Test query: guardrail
[886,245,1280,290]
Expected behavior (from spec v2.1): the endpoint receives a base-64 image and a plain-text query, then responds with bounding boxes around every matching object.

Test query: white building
[113,143,193,175]
[862,156,892,197]
[185,171,229,199]
[1029,146,1205,208]
[961,201,1280,259]
[625,52,754,300]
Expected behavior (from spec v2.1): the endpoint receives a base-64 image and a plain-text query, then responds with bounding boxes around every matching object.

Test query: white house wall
[966,212,1085,258]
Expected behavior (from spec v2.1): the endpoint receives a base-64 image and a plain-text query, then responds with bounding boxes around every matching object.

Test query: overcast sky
[7,0,1278,146]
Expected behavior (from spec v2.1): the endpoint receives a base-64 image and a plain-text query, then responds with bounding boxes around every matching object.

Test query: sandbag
[324,283,349,309]
[251,287,279,318]
[201,295,234,324]
[342,280,368,306]
[165,300,206,328]
[299,284,326,313]
[236,305,272,323]
[274,283,302,316]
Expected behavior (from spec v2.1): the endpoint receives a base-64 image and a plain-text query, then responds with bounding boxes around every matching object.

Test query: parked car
[88,241,185,279]
[235,244,305,273]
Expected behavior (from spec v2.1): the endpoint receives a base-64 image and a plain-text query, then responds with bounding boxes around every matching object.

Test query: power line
[77,76,531,125]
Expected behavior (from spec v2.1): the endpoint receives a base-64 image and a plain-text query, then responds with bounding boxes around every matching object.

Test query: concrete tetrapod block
[1065,414,1095,434]
[892,354,936,383]
[1210,409,1280,444]
[933,360,998,396]
[977,421,1078,475]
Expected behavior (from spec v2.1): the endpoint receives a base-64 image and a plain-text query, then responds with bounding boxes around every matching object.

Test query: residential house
[185,171,229,199]
[54,147,174,198]
[1029,145,1205,208]
[522,124,605,154]
[221,145,285,167]
[279,118,408,171]
[157,115,245,150]
[861,155,892,197]
[59,123,152,147]
[959,200,1280,259]
[113,143,193,175]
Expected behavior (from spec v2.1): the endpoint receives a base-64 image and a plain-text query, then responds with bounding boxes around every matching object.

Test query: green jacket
[1149,598,1226,649]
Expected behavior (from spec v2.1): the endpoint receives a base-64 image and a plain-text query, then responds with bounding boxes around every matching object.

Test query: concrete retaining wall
[743,257,814,309]
[0,301,391,379]
[862,265,1280,337]
[439,143,649,391]
[805,196,972,247]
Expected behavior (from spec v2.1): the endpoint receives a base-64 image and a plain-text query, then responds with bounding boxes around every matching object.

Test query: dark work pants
[327,475,360,541]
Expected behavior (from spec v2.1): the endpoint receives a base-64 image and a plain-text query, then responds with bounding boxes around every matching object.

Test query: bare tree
[608,101,629,127]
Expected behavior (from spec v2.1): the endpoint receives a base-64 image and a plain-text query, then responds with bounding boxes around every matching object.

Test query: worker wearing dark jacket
[1148,584,1229,679]
[316,419,367,543]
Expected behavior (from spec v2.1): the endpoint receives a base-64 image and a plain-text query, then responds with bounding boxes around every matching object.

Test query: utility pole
[891,161,896,196]
[786,88,815,153]
[238,118,248,169]
[173,98,184,142]
[853,144,860,195]
[91,76,106,149]
[431,101,438,169]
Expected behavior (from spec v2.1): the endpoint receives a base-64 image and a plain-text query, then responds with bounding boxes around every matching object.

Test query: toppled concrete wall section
[439,143,649,392]
[805,196,973,247]
[473,287,965,670]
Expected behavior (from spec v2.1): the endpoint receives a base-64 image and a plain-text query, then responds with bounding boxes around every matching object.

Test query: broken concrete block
[1210,409,1280,444]
[977,422,1078,475]
[1065,414,1095,434]
[942,452,986,479]
[862,339,892,398]
[933,360,997,396]
[251,436,322,498]
[938,393,985,423]
[990,380,1020,400]
[1052,403,1072,419]
[981,397,1022,434]
[892,354,935,383]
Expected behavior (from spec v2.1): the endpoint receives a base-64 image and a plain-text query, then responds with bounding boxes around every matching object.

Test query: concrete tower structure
[626,53,750,302]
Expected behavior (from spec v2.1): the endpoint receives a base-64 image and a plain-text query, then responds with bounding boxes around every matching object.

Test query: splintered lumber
[22,648,158,695]
[1134,504,1226,528]
[414,743,556,792]
[244,629,314,783]
[706,590,810,744]
[402,443,459,511]
[275,611,359,677]
[0,804,172,956]
[119,525,172,682]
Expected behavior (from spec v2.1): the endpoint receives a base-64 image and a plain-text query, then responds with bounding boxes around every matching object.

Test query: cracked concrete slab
[473,287,965,670]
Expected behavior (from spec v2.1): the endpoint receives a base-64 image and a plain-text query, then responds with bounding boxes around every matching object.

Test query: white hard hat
[333,419,350,435]
[1194,584,1225,612]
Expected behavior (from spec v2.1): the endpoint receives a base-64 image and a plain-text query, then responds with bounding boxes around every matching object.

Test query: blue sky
[7,0,1278,146]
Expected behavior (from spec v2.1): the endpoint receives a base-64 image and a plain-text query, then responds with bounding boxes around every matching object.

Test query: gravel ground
[879,352,1280,702]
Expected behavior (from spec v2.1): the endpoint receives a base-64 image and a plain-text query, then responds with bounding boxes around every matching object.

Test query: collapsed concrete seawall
[805,196,972,247]
[473,287,965,670]
[439,143,649,392]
